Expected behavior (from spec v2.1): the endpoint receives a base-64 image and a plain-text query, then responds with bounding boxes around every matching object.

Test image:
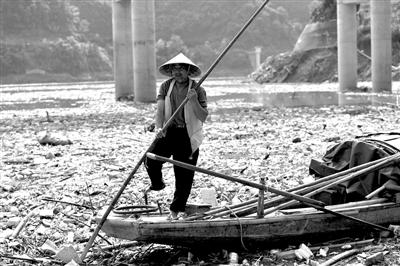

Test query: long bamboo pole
[148,153,395,232]
[263,153,400,215]
[81,0,272,260]
[234,154,400,217]
[303,202,392,232]
[292,156,390,192]
[188,156,393,220]
[147,153,326,206]
[189,154,399,219]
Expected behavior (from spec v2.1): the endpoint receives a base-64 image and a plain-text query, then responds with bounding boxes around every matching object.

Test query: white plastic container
[199,187,217,207]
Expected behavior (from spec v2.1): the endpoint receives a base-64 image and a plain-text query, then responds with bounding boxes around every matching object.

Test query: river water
[1,78,399,111]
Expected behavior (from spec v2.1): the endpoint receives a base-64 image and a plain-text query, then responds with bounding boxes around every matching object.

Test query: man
[145,53,208,220]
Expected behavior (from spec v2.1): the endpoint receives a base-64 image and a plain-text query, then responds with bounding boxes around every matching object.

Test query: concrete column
[371,0,392,98]
[337,1,358,105]
[132,0,157,103]
[112,0,133,100]
[248,46,262,71]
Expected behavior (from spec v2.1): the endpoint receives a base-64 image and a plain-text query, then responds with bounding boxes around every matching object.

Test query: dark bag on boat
[309,133,400,205]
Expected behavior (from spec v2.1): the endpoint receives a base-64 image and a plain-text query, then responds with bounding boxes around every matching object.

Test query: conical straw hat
[159,53,201,77]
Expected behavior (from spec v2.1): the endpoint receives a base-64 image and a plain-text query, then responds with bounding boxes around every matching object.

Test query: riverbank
[1,79,399,265]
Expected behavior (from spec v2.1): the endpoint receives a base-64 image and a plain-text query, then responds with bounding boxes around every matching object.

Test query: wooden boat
[97,199,400,249]
[96,134,400,249]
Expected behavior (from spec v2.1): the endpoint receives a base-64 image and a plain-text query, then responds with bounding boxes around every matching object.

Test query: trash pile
[251,2,400,84]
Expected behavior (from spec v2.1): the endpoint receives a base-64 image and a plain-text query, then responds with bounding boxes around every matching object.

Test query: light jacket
[164,79,204,154]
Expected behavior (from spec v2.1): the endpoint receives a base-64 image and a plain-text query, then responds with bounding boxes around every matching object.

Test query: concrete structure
[337,0,358,105]
[132,0,157,103]
[112,0,133,100]
[248,47,262,71]
[111,0,395,105]
[293,20,337,52]
[337,0,393,105]
[371,0,392,98]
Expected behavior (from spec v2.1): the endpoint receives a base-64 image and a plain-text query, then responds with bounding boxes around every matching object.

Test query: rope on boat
[226,205,249,251]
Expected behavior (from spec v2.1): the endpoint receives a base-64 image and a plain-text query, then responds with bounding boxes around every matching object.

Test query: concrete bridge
[113,0,395,106]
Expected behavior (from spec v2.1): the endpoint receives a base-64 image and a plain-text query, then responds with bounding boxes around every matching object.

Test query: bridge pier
[337,0,393,105]
[248,46,262,72]
[112,0,133,100]
[112,0,156,102]
[132,0,157,103]
[337,1,358,105]
[371,0,392,102]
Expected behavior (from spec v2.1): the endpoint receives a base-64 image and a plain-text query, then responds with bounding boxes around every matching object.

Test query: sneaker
[167,211,188,221]
[167,211,179,221]
[149,182,166,191]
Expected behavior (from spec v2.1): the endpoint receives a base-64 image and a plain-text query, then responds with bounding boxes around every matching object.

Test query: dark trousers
[146,127,199,212]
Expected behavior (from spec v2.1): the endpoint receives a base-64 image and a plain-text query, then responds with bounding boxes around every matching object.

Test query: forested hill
[1,0,313,83]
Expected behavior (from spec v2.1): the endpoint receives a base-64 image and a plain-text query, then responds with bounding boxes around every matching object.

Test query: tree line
[1,0,315,82]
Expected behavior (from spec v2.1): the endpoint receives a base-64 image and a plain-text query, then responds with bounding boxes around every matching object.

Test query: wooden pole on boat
[193,154,400,219]
[188,156,394,220]
[149,154,394,232]
[147,153,326,207]
[292,156,390,192]
[81,0,272,260]
[303,202,392,232]
[366,179,400,199]
[263,153,400,215]
[234,154,400,217]
[257,177,265,218]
